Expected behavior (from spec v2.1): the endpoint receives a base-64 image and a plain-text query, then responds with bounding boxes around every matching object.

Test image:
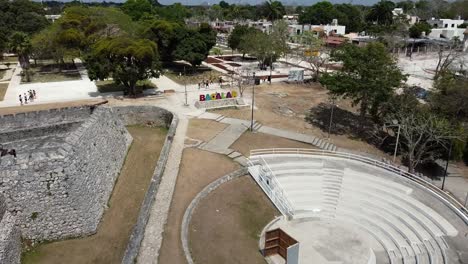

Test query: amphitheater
[248,149,468,264]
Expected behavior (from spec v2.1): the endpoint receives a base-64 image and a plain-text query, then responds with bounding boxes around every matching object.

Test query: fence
[249,148,468,225]
[247,156,294,218]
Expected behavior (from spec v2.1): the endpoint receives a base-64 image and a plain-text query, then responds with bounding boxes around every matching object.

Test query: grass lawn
[190,176,278,264]
[20,62,81,83]
[22,125,167,264]
[0,83,8,101]
[96,79,156,93]
[209,46,235,55]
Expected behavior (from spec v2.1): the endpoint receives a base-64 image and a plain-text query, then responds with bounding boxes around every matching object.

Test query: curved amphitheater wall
[0,106,133,241]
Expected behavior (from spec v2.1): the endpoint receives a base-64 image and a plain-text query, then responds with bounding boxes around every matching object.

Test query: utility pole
[442,141,452,190]
[327,98,335,139]
[393,123,401,163]
[184,66,188,106]
[250,72,256,131]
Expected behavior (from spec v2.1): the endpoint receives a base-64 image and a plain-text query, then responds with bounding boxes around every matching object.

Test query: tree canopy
[366,0,396,26]
[86,36,160,95]
[320,43,406,120]
[409,21,432,38]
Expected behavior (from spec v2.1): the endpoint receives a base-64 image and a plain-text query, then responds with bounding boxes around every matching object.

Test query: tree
[173,33,207,67]
[386,107,459,173]
[261,0,286,21]
[143,19,182,61]
[154,3,191,22]
[434,40,463,80]
[241,24,288,71]
[335,4,365,33]
[297,31,328,82]
[9,32,31,69]
[121,0,152,21]
[320,43,405,120]
[299,1,337,25]
[85,37,160,96]
[366,0,396,25]
[219,0,230,9]
[198,22,217,49]
[409,21,432,38]
[228,25,259,53]
[430,71,468,121]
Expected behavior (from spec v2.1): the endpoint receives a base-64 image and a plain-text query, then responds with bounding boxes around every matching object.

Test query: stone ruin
[0,106,133,244]
[0,105,175,263]
[0,194,20,264]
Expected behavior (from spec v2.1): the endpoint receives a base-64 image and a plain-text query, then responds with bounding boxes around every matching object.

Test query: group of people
[198,79,213,89]
[198,76,224,90]
[19,90,37,105]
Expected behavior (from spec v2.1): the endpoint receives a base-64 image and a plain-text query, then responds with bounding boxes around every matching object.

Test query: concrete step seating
[248,153,457,264]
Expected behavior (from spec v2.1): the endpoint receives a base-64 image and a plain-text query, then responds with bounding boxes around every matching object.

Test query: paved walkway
[0,62,101,107]
[196,111,338,152]
[137,116,188,264]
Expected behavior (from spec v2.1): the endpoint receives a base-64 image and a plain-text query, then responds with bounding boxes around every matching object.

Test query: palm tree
[263,0,286,21]
[9,32,33,82]
[9,32,32,69]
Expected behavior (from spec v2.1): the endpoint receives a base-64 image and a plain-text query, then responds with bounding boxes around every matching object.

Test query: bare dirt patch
[190,176,279,264]
[0,83,7,101]
[232,131,318,157]
[212,82,393,158]
[22,126,167,264]
[187,118,228,142]
[158,148,240,264]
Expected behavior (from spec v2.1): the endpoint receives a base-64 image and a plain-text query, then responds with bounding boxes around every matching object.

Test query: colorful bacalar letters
[199,91,238,101]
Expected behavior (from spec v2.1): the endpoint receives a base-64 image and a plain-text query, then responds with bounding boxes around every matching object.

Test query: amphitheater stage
[267,217,388,264]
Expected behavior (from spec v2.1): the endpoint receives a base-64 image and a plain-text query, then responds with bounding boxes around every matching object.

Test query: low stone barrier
[181,168,248,264]
[120,106,178,264]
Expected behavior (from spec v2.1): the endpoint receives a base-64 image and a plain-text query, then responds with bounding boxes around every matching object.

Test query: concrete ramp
[201,124,248,151]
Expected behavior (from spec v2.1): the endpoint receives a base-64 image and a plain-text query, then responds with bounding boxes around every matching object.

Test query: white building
[392,8,420,25]
[426,18,466,39]
[288,20,346,37]
[427,18,465,29]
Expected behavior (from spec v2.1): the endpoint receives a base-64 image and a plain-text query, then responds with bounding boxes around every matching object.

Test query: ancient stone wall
[0,106,132,241]
[0,107,92,132]
[113,105,173,127]
[0,195,21,264]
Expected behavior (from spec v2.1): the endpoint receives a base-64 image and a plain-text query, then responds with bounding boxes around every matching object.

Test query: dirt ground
[190,176,279,264]
[0,83,7,101]
[22,126,167,264]
[232,131,318,157]
[158,148,240,264]
[186,118,228,142]
[212,82,393,158]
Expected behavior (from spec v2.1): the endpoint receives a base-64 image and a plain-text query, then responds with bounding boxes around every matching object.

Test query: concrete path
[137,116,188,264]
[0,63,101,107]
[196,111,338,152]
[201,124,249,150]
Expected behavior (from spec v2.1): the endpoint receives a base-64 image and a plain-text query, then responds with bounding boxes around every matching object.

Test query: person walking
[33,90,36,99]
[19,94,23,105]
[24,93,28,104]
